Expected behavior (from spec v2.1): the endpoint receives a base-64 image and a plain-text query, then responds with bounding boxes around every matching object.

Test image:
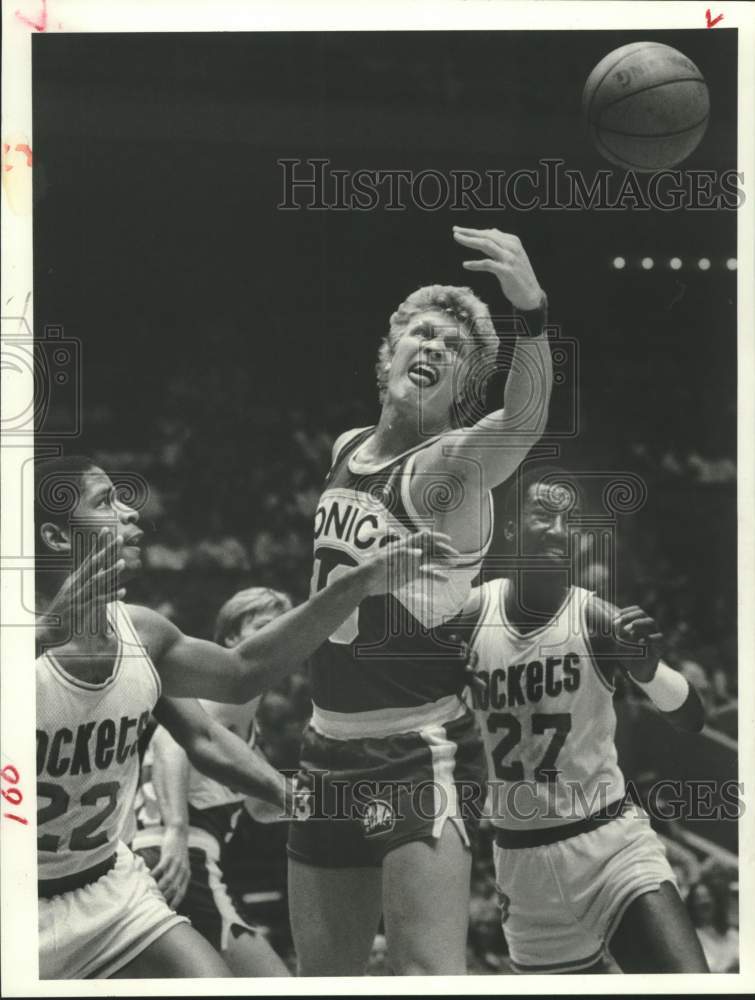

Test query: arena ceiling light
[698,258,711,271]
[726,258,737,271]
[641,257,654,270]
[612,256,626,269]
[669,257,682,270]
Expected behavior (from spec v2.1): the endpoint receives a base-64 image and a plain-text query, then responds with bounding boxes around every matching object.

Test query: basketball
[583,42,709,171]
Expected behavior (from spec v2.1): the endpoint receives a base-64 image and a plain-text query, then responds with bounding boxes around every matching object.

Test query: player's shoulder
[125,602,180,661]
[460,578,503,622]
[331,426,373,465]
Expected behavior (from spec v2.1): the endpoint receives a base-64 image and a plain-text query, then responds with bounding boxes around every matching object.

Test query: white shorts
[132,826,258,953]
[39,842,188,979]
[492,804,677,974]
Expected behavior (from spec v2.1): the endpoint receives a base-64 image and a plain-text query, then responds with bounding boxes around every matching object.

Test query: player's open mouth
[408,362,439,388]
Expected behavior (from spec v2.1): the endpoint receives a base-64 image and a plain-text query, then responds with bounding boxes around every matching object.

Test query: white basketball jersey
[469,579,625,831]
[135,696,262,826]
[36,602,161,878]
[187,697,261,811]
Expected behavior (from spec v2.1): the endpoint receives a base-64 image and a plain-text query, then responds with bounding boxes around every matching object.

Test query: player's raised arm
[586,596,705,734]
[420,228,553,491]
[132,530,459,704]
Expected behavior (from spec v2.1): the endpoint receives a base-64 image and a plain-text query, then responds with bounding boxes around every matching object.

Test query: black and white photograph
[1,1,753,992]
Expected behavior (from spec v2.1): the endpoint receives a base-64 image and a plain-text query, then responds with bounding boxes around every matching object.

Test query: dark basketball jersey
[308,427,493,721]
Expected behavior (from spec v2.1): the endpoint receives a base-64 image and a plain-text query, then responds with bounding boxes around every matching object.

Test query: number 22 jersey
[36,602,160,880]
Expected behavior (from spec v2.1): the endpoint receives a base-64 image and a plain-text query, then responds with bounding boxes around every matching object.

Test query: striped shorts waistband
[494,799,631,849]
[38,852,117,899]
[310,694,466,740]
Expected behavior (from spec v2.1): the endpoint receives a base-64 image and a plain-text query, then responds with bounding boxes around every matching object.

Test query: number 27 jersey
[36,602,160,879]
[469,579,625,831]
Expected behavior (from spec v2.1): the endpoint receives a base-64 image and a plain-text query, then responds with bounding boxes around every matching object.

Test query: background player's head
[375,284,498,430]
[213,586,293,647]
[502,465,583,564]
[34,454,144,582]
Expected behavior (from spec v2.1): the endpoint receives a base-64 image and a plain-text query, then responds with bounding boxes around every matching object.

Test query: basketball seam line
[597,113,709,139]
[597,77,706,118]
[585,42,669,126]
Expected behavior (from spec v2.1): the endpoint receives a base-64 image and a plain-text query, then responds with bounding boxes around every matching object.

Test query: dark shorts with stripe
[135,835,257,952]
[287,707,487,868]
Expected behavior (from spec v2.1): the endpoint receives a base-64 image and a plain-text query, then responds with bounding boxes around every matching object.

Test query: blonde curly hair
[375,285,498,427]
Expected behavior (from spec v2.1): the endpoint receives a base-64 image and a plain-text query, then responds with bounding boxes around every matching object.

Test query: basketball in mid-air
[582,42,709,171]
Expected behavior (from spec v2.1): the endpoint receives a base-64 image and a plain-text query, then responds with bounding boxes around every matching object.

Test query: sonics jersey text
[309,427,493,719]
[36,602,161,881]
[469,579,625,831]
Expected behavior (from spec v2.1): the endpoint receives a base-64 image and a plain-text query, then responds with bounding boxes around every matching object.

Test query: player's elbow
[228,657,265,704]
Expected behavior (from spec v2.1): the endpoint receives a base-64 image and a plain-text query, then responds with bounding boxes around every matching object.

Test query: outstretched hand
[360,530,460,597]
[613,605,664,682]
[38,527,125,648]
[452,227,544,311]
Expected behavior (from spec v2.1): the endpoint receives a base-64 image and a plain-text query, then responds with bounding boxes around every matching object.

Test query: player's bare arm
[130,530,459,703]
[154,696,290,812]
[414,229,553,497]
[586,596,705,733]
[146,717,192,908]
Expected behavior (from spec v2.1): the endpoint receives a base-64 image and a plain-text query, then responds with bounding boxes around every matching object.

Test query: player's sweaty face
[73,469,143,570]
[520,482,578,560]
[388,310,469,421]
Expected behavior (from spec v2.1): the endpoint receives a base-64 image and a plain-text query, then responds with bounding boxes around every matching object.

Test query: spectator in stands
[686,880,739,973]
[190,510,251,570]
[145,521,191,571]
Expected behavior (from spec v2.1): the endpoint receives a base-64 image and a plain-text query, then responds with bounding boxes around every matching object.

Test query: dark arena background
[33,29,738,974]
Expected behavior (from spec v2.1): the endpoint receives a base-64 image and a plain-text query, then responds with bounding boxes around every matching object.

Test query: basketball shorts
[133,826,258,953]
[287,707,487,868]
[492,802,677,973]
[38,842,187,980]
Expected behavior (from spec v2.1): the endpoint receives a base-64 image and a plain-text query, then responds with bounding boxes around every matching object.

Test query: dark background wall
[32,28,737,635]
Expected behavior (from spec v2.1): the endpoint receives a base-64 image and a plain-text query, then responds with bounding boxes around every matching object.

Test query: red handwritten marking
[1,765,27,827]
[1,786,22,806]
[3,143,34,171]
[4,813,29,825]
[705,8,724,28]
[15,144,33,167]
[15,0,48,32]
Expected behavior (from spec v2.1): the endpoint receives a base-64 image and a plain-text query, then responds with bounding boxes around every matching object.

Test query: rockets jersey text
[469,579,625,830]
[36,603,161,878]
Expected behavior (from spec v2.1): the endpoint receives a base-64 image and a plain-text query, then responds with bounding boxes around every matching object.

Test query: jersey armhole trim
[582,592,616,693]
[115,602,163,702]
[400,452,495,564]
[332,426,374,467]
[468,584,492,651]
